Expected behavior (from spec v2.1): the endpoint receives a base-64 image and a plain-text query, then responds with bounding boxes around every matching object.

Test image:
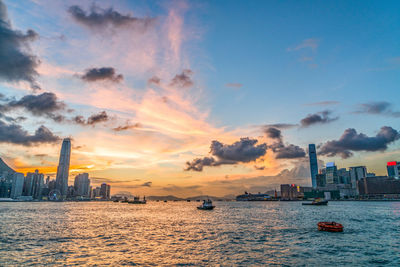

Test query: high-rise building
[316,173,326,187]
[308,144,318,188]
[325,162,338,184]
[74,173,90,197]
[55,138,71,196]
[99,183,111,199]
[106,184,111,199]
[387,161,399,179]
[0,158,16,198]
[337,168,350,184]
[23,173,34,196]
[10,173,24,199]
[349,166,367,189]
[100,183,107,199]
[31,170,44,199]
[92,187,101,198]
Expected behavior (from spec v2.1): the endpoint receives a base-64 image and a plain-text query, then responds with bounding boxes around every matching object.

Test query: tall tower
[308,144,318,188]
[55,138,71,196]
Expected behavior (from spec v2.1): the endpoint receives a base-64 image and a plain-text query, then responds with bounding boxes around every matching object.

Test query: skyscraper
[31,169,44,199]
[349,166,367,190]
[308,144,318,188]
[55,138,71,196]
[100,183,111,199]
[387,161,399,179]
[10,173,24,199]
[74,173,90,197]
[325,162,338,184]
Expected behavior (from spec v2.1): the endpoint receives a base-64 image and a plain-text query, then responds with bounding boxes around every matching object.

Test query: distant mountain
[147,195,184,201]
[0,158,15,174]
[186,195,234,201]
[146,195,236,201]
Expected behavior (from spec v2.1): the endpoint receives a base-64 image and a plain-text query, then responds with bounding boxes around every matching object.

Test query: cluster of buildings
[281,144,400,200]
[0,138,111,201]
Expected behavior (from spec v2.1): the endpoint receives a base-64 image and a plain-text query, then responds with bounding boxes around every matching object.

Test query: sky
[0,0,399,197]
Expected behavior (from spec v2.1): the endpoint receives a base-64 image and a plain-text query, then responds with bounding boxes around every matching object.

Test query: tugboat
[128,196,146,204]
[197,199,215,210]
[302,198,328,206]
[318,221,343,232]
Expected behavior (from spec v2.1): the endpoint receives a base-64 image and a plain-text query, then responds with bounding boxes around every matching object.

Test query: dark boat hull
[302,200,328,206]
[197,206,215,210]
[128,201,146,204]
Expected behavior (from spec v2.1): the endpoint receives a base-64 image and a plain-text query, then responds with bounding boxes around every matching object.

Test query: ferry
[302,198,328,206]
[197,199,215,210]
[128,196,146,204]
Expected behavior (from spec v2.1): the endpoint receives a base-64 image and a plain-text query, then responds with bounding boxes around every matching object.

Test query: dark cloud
[170,69,194,88]
[184,157,218,172]
[319,126,400,158]
[0,112,25,123]
[68,4,156,32]
[80,67,123,83]
[7,92,66,119]
[0,92,66,122]
[210,138,267,163]
[264,127,306,159]
[148,76,161,86]
[185,138,267,171]
[300,110,338,127]
[141,181,152,187]
[72,115,86,125]
[0,120,59,146]
[0,0,40,90]
[87,111,109,125]
[113,122,141,132]
[264,127,282,139]
[354,101,400,117]
[271,143,306,159]
[72,111,110,126]
[263,123,297,129]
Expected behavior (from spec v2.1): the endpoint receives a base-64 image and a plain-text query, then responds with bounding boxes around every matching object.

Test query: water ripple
[0,201,400,265]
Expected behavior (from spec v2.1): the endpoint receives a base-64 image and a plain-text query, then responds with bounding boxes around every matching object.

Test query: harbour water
[1,201,399,266]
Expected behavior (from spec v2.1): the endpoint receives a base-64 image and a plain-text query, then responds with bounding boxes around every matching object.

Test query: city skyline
[0,0,400,197]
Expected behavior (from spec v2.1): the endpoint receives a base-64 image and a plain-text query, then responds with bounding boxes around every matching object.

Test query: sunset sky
[1,0,399,197]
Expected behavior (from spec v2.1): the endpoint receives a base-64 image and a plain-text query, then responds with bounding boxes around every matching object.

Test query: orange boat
[317,221,343,232]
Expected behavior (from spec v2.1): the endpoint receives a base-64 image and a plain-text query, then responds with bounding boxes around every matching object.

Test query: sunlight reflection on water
[0,201,400,265]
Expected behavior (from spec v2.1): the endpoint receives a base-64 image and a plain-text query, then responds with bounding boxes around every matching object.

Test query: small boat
[318,221,343,232]
[302,198,328,206]
[197,199,215,210]
[128,196,146,204]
